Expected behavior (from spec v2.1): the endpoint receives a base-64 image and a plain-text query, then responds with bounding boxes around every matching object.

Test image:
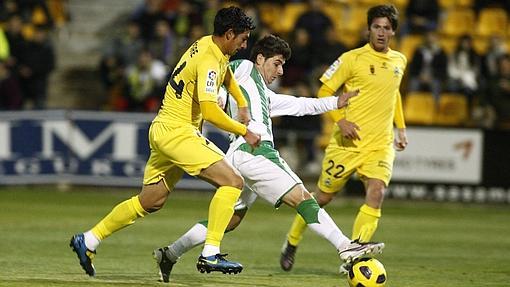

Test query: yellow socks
[352,204,381,242]
[286,214,307,246]
[91,195,148,240]
[204,186,241,247]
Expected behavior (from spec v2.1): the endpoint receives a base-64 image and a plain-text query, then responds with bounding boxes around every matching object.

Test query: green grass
[0,186,509,287]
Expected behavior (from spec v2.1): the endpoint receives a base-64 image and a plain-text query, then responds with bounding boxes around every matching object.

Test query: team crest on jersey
[205,70,217,93]
[393,66,402,77]
[370,64,375,75]
[323,59,341,79]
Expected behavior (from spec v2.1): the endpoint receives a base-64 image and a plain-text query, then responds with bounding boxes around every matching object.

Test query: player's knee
[228,172,244,189]
[139,183,169,213]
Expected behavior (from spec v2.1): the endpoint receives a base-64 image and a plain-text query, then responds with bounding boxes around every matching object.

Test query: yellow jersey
[154,35,229,128]
[321,44,407,151]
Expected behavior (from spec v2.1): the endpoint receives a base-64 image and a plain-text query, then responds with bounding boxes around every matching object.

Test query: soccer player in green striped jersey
[152,34,385,283]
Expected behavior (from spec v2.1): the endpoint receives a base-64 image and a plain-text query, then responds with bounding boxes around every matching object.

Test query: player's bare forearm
[337,89,359,108]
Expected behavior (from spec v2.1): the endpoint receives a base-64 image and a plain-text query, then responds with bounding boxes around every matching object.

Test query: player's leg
[69,123,178,276]
[352,178,385,242]
[153,188,256,282]
[279,185,384,269]
[194,158,245,274]
[352,148,394,242]
[281,145,357,271]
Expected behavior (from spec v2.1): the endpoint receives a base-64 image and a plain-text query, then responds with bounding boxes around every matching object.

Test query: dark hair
[249,35,291,62]
[213,6,255,36]
[367,4,399,31]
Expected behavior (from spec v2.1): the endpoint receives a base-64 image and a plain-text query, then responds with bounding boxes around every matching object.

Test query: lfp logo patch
[205,70,217,93]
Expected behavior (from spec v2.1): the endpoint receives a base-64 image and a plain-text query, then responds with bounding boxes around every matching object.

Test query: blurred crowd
[2,0,510,167]
[0,0,67,109]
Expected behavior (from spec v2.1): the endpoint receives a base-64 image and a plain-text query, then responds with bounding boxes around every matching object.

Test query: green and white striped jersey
[220,59,339,151]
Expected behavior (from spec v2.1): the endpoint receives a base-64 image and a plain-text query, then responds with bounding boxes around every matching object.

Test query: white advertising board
[393,128,483,184]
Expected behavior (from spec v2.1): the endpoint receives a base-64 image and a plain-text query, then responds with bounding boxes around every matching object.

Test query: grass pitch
[0,186,509,287]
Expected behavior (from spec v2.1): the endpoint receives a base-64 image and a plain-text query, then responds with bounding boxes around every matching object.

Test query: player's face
[257,54,285,85]
[227,30,250,56]
[368,17,395,52]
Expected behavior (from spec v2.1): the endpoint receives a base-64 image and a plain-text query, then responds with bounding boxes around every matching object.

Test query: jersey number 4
[170,61,186,99]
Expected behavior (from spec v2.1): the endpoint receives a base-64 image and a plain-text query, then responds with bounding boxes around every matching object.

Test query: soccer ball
[347,258,387,287]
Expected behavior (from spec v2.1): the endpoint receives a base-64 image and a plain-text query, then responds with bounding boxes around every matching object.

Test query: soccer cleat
[338,240,385,263]
[279,241,297,271]
[69,234,96,276]
[339,261,353,275]
[196,254,243,274]
[153,247,176,283]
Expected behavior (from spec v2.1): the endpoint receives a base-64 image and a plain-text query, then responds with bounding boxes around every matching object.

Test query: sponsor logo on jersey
[205,70,217,93]
[323,59,341,79]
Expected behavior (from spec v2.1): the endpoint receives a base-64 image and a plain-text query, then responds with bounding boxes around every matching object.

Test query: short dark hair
[213,6,255,36]
[367,4,399,31]
[249,35,291,62]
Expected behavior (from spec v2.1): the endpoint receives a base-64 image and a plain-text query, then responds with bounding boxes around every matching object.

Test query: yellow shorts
[317,145,395,193]
[143,122,225,190]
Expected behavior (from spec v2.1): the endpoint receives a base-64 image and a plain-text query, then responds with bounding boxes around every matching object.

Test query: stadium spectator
[148,19,177,67]
[408,29,448,102]
[402,0,439,35]
[99,19,144,110]
[294,0,333,48]
[281,4,407,274]
[281,28,312,87]
[0,0,19,22]
[4,14,26,70]
[313,25,347,68]
[131,0,167,42]
[17,0,54,27]
[18,24,55,109]
[447,34,481,109]
[481,35,508,83]
[0,60,22,109]
[124,49,167,112]
[488,53,510,128]
[476,35,508,126]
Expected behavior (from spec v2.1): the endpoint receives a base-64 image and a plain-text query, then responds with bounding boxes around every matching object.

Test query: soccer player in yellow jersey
[280,4,408,274]
[70,6,261,277]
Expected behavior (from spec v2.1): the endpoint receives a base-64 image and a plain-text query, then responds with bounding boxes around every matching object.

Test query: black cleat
[153,247,176,283]
[279,241,297,271]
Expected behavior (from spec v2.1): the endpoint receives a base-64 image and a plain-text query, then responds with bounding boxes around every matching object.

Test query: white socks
[166,223,207,261]
[83,231,100,251]
[307,209,351,251]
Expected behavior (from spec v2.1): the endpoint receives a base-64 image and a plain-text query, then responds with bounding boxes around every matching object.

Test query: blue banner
[0,110,229,189]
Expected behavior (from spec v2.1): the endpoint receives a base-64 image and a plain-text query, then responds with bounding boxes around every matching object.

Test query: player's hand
[394,128,408,151]
[337,89,359,108]
[217,95,226,110]
[237,106,250,125]
[243,128,261,148]
[337,118,361,140]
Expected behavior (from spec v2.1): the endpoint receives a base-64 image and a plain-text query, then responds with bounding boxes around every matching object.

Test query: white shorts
[227,142,302,209]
